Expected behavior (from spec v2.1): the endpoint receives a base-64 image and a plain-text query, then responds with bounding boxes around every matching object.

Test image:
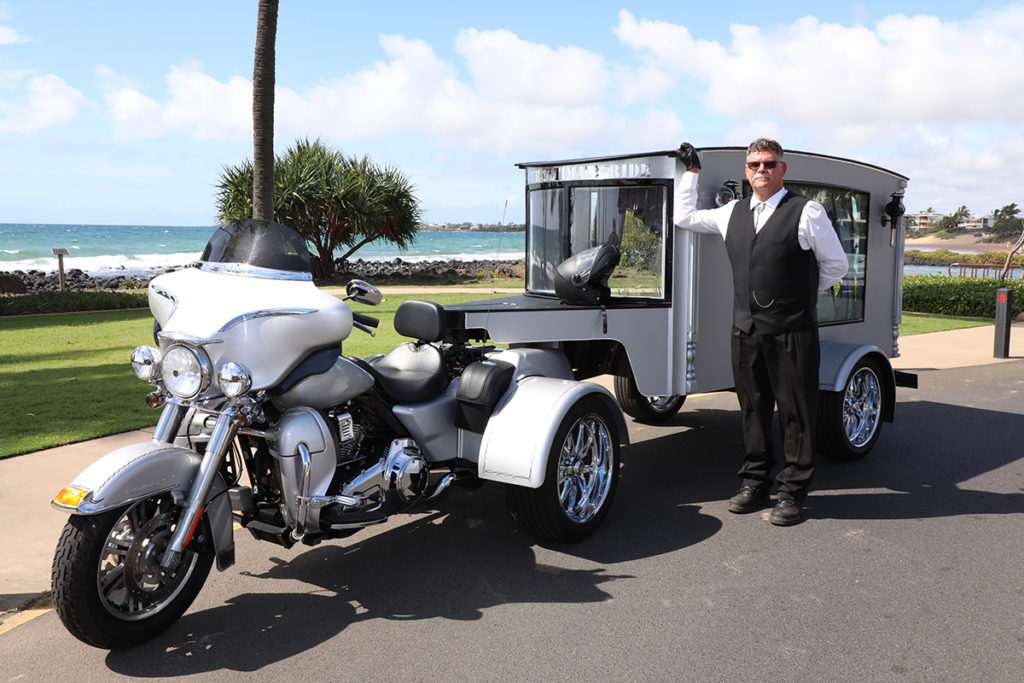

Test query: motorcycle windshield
[198,219,313,279]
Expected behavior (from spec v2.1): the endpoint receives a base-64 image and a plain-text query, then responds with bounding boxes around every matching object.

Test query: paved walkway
[2,323,1022,625]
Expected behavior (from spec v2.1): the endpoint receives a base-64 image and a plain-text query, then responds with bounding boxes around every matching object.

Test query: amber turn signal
[53,486,90,509]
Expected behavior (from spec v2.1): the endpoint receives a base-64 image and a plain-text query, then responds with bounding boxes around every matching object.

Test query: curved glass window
[526,183,668,300]
[786,183,868,325]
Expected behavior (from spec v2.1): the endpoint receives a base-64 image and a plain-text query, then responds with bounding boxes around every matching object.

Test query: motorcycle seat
[365,342,448,403]
[355,300,450,403]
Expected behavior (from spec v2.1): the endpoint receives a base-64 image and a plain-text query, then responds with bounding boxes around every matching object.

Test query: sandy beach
[904,233,1016,253]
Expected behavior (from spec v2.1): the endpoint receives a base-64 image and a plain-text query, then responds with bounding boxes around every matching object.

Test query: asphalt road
[2,360,1022,681]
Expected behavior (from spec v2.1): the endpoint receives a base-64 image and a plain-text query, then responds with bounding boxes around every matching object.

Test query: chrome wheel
[556,412,614,524]
[647,395,679,411]
[505,394,621,541]
[52,492,214,648]
[613,372,685,423]
[842,365,881,448]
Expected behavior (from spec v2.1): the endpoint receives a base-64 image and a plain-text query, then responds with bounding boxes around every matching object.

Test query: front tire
[506,395,620,541]
[51,493,214,649]
[613,372,685,423]
[818,357,885,460]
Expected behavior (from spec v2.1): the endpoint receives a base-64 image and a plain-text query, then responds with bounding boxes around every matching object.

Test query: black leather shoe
[727,485,770,514]
[770,498,803,526]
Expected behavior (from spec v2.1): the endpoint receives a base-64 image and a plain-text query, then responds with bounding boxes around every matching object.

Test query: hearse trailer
[447,147,917,459]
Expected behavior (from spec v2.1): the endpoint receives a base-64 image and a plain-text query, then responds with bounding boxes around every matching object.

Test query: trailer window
[527,189,563,293]
[569,186,666,299]
[786,183,868,324]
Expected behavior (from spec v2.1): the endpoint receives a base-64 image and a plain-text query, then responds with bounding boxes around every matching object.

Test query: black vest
[724,191,818,334]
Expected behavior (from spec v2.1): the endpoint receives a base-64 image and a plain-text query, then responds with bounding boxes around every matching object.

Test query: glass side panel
[786,182,869,324]
[568,186,666,299]
[527,189,563,293]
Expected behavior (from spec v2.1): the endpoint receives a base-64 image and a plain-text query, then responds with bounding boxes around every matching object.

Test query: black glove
[675,142,701,170]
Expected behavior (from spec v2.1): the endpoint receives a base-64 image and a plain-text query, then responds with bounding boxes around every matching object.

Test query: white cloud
[101,61,250,140]
[455,28,611,106]
[102,30,682,156]
[281,32,683,155]
[614,7,1024,213]
[0,74,88,132]
[614,8,1024,126]
[0,13,28,45]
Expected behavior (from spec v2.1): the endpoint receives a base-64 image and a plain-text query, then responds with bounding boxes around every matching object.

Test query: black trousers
[730,324,819,500]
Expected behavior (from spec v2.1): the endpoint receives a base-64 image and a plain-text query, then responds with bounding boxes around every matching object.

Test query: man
[673,139,848,526]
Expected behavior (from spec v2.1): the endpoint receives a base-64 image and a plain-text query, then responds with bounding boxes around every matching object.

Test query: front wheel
[51,493,214,649]
[506,395,620,541]
[613,372,685,423]
[818,357,886,460]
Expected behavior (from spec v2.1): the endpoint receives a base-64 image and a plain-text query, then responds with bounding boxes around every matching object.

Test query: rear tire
[506,395,620,541]
[51,494,214,649]
[613,372,685,423]
[818,357,885,460]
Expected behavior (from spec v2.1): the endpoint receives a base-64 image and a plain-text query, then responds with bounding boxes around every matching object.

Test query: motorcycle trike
[51,146,915,649]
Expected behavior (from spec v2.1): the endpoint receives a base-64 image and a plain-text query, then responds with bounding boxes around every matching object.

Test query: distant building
[905,210,944,232]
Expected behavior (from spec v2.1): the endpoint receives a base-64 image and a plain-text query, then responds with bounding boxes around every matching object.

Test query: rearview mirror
[345,279,383,306]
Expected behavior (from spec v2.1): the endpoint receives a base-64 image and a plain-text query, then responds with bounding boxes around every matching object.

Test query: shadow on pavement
[99,393,1022,673]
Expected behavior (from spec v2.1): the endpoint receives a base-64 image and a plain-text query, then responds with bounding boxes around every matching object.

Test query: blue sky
[1,1,1021,226]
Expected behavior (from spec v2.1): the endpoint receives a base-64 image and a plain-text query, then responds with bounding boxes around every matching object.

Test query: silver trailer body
[448,148,912,418]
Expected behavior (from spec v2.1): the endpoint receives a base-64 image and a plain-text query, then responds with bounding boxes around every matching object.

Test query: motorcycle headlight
[162,344,211,400]
[218,361,252,399]
[131,345,162,382]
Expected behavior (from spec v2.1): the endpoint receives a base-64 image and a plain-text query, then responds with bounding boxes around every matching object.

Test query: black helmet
[553,233,621,305]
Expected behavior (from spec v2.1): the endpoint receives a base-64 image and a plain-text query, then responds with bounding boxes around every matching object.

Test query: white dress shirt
[673,172,849,291]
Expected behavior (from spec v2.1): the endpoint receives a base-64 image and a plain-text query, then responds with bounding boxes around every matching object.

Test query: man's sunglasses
[746,160,780,170]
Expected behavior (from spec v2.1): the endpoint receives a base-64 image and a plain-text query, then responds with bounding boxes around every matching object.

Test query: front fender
[53,441,235,570]
[478,378,629,488]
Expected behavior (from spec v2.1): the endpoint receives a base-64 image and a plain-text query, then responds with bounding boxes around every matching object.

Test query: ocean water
[0,223,527,277]
[0,223,985,279]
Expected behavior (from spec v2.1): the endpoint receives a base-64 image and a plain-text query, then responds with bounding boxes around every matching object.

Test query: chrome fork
[160,407,240,568]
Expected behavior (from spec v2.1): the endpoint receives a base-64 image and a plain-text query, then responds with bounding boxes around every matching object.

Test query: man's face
[745,150,786,198]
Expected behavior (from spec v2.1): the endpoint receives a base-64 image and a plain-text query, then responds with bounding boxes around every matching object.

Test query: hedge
[2,278,1022,319]
[0,290,148,316]
[902,276,1024,318]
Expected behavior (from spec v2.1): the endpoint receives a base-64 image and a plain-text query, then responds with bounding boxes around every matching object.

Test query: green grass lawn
[0,298,998,459]
[0,292,503,458]
[0,310,158,458]
[899,312,992,335]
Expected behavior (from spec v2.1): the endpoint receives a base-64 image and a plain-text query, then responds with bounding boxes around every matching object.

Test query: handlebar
[352,311,379,337]
[352,312,379,328]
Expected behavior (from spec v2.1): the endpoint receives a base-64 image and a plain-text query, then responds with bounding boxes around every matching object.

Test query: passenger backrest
[393,299,446,342]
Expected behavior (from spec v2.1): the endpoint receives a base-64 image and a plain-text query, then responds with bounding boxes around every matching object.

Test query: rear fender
[478,377,628,488]
[819,341,895,423]
[53,441,235,570]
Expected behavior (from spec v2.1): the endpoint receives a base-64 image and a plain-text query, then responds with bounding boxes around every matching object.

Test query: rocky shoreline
[0,257,526,294]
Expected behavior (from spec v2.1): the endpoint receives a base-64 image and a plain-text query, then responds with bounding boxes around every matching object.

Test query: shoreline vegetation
[0,257,526,294]
[3,232,1019,294]
[904,233,1024,265]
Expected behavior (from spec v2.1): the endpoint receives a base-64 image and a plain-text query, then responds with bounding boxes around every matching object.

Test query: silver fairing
[148,267,353,392]
[272,356,375,411]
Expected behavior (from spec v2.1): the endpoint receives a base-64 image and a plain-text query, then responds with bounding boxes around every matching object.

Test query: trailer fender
[818,341,895,422]
[53,441,235,570]
[478,377,629,488]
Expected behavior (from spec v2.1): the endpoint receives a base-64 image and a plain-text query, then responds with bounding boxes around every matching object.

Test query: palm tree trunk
[252,0,278,221]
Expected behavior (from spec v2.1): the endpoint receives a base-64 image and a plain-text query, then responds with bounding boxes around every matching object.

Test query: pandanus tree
[216,138,422,277]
